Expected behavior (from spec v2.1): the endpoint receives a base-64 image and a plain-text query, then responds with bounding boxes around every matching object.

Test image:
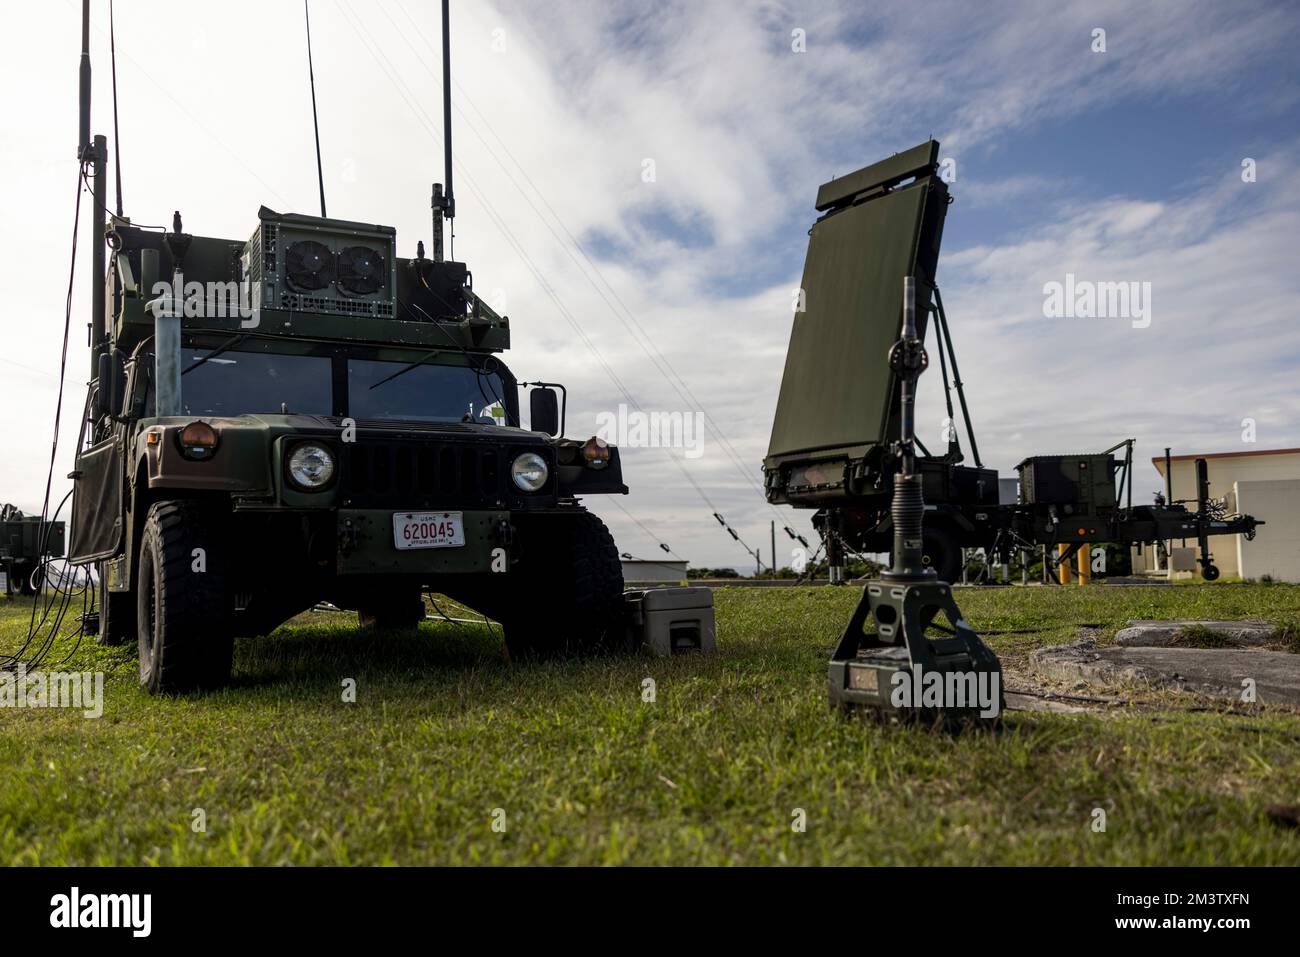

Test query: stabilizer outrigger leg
[827,277,1003,728]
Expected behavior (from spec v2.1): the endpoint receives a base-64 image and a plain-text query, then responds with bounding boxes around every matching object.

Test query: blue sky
[2,0,1298,570]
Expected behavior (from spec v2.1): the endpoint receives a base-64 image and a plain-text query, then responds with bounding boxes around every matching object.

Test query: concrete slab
[1031,641,1300,706]
[1003,692,1092,714]
[1114,619,1276,648]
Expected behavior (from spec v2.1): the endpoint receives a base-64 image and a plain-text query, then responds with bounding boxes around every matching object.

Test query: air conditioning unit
[243,206,397,319]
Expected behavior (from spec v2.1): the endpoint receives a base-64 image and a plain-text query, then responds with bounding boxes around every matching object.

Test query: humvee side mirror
[94,351,125,419]
[92,353,110,419]
[108,351,124,417]
[530,387,561,437]
[129,363,151,420]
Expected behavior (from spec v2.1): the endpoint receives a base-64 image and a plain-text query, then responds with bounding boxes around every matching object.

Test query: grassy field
[2,583,1299,865]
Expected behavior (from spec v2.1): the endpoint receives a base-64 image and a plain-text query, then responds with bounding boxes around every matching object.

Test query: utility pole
[770,521,776,579]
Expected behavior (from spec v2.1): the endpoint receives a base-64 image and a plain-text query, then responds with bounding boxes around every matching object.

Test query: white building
[620,559,689,584]
[1131,447,1300,582]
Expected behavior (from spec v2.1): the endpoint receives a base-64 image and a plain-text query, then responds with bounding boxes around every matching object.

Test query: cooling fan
[337,245,387,296]
[244,208,397,317]
[284,239,334,292]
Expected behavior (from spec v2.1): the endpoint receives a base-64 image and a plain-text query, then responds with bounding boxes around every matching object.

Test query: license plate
[393,511,465,550]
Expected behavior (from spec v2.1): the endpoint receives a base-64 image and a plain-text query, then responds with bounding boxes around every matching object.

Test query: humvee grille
[340,439,552,508]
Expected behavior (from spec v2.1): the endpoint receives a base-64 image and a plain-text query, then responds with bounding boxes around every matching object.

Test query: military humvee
[67,204,629,693]
[60,0,634,694]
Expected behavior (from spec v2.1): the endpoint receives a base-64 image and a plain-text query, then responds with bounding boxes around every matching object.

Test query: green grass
[1170,624,1233,649]
[2,583,1299,865]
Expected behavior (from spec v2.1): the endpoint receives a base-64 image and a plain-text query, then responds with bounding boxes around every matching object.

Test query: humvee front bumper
[335,508,509,575]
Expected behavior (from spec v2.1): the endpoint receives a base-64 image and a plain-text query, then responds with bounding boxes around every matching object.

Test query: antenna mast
[432,0,455,261]
[79,0,107,378]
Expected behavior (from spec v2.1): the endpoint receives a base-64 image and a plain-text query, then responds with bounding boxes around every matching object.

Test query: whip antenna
[304,0,327,217]
[110,0,124,218]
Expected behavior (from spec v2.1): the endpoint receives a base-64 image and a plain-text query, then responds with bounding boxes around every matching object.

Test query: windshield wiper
[181,334,249,376]
[367,349,442,390]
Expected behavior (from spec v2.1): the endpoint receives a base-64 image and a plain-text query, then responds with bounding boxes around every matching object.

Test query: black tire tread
[502,511,625,659]
[137,500,233,693]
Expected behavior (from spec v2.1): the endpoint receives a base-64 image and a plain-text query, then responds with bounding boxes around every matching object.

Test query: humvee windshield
[178,348,510,424]
[348,358,508,424]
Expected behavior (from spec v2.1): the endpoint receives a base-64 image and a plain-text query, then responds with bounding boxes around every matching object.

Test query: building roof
[1152,447,1300,471]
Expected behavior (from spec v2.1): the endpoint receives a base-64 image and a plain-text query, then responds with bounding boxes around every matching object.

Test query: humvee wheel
[136,500,234,694]
[501,511,626,659]
[358,590,427,630]
[96,560,135,646]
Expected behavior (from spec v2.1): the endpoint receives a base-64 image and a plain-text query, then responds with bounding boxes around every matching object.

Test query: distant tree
[687,567,740,579]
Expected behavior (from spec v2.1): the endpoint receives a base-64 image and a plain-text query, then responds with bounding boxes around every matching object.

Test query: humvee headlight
[511,452,549,492]
[177,421,219,461]
[287,442,336,490]
[581,436,610,469]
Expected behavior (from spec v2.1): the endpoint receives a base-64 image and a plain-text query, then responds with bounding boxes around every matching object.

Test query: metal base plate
[828,578,1003,727]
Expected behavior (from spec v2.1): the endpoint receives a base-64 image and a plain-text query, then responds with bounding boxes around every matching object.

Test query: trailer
[763,141,1260,582]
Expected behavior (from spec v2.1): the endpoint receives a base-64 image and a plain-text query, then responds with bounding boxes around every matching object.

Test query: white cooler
[623,587,716,656]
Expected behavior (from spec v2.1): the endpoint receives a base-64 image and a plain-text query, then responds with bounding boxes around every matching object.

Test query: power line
[608,498,684,562]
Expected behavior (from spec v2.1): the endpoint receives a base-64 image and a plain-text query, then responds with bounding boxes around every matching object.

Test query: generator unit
[243,206,397,319]
[1,506,64,596]
[1016,453,1118,516]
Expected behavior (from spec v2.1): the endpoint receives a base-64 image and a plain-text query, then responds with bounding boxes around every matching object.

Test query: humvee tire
[96,560,134,646]
[358,589,427,630]
[500,511,626,659]
[136,500,234,693]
